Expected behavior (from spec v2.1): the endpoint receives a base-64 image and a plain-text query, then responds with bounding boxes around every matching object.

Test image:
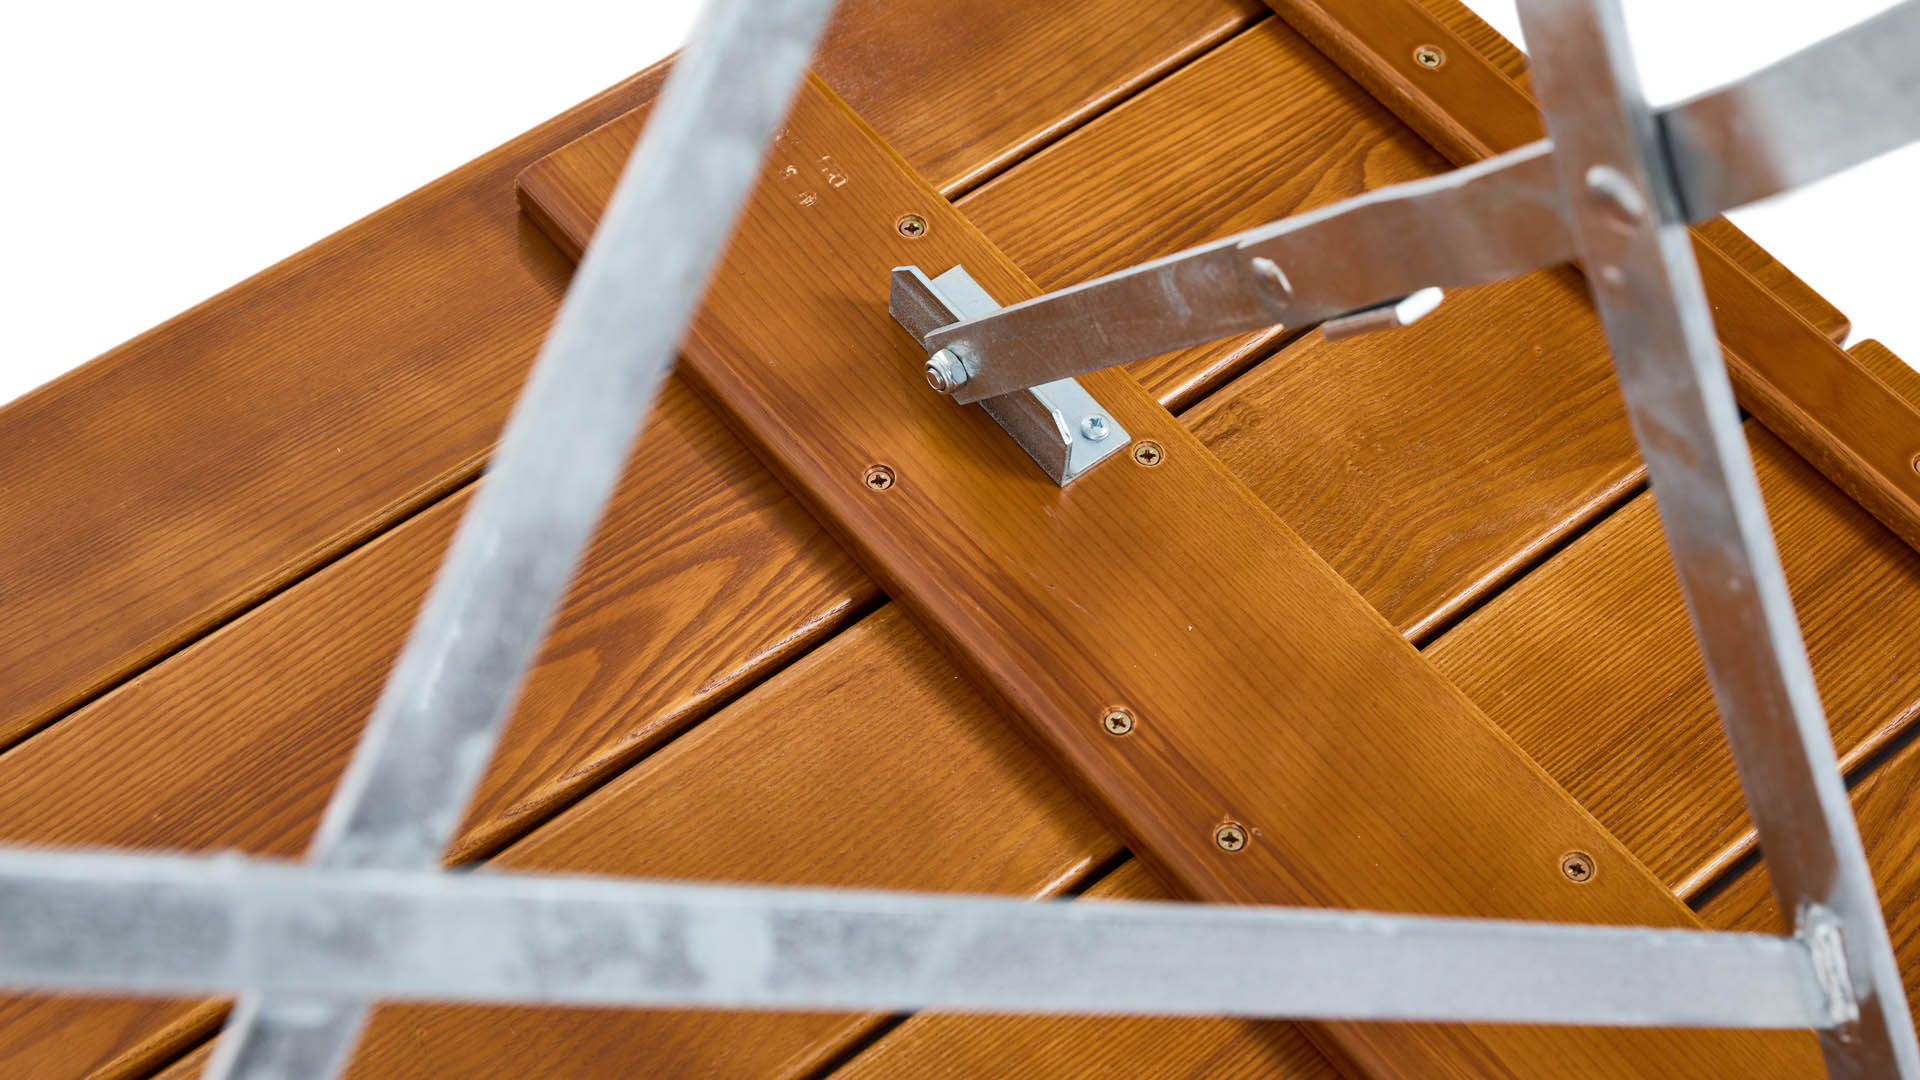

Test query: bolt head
[1081,416,1111,442]
[925,349,968,394]
[1214,823,1248,852]
[1102,708,1134,736]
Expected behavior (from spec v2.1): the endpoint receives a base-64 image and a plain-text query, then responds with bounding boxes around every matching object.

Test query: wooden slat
[1854,339,1920,412]
[1427,422,1920,894]
[0,0,1254,758]
[1260,0,1920,560]
[3,16,1873,1076]
[0,21,1457,1078]
[816,0,1262,195]
[633,73,1808,1077]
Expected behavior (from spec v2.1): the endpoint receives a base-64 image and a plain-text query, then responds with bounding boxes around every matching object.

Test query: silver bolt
[1080,416,1110,441]
[925,349,969,394]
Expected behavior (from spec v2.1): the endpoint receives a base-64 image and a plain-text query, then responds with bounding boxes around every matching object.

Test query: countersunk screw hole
[1102,708,1135,736]
[1560,851,1595,883]
[1133,441,1164,467]
[1910,452,1920,476]
[897,214,928,238]
[863,465,896,491]
[1215,823,1248,852]
[1414,45,1445,69]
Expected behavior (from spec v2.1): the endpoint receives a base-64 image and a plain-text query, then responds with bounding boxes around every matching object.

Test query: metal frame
[7,0,1920,1077]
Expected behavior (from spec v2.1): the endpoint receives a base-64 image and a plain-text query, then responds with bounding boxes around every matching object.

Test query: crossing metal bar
[0,848,1837,1029]
[1518,0,1920,1075]
[909,0,1920,402]
[204,0,843,1076]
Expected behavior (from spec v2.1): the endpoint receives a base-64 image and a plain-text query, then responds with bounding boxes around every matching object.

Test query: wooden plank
[1854,339,1920,411]
[0,0,1255,759]
[638,72,1808,1077]
[1427,421,1920,896]
[816,0,1262,195]
[0,27,1475,1076]
[1259,0,1920,559]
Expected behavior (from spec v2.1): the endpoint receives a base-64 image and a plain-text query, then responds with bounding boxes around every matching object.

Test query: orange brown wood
[527,71,1814,1077]
[1258,0,1920,561]
[0,0,1256,764]
[4,5,1916,1079]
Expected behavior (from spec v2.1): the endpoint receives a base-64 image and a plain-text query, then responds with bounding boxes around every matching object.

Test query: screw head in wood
[1214,822,1248,852]
[1560,850,1595,883]
[1413,44,1445,69]
[863,465,896,491]
[1910,452,1920,475]
[1101,708,1135,736]
[1132,441,1164,467]
[897,214,928,238]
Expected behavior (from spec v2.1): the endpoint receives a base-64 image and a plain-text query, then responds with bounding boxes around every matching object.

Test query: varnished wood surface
[1429,421,1920,894]
[816,0,1262,195]
[0,0,1252,765]
[1261,0,1920,563]
[640,74,1811,1077]
[7,10,1904,1076]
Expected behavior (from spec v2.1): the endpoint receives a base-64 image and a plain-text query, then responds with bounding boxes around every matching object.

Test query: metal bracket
[891,265,1129,486]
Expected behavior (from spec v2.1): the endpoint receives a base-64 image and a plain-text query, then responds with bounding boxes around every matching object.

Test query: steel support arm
[915,0,1920,402]
[0,848,1841,1030]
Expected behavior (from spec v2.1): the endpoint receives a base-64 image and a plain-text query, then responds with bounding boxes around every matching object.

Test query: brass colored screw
[1132,441,1165,467]
[863,465,896,492]
[897,214,928,238]
[1560,850,1595,883]
[1910,452,1920,476]
[1414,44,1446,69]
[1102,708,1135,736]
[1214,823,1248,852]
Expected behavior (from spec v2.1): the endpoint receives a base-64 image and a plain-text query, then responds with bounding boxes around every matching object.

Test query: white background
[3,0,1915,406]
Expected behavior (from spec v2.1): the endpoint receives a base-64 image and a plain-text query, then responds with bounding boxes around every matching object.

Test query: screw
[1560,851,1595,883]
[1414,44,1445,69]
[897,214,927,238]
[1101,708,1135,736]
[925,349,969,394]
[1081,416,1111,442]
[1214,823,1248,852]
[1909,452,1920,476]
[863,465,896,492]
[1132,441,1164,467]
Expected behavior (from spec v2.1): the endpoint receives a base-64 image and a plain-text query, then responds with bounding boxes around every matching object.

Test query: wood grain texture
[1262,0,1920,562]
[816,0,1263,195]
[0,0,1254,767]
[640,74,1810,1077]
[1854,339,1920,411]
[1429,421,1920,895]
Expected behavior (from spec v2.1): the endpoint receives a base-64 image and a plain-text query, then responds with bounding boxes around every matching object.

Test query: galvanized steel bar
[0,849,1835,1029]
[205,0,842,1076]
[919,0,1920,401]
[1518,0,1920,1075]
[1662,0,1920,222]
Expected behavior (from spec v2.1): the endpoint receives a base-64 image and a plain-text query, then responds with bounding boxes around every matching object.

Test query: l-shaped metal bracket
[890,265,1130,486]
